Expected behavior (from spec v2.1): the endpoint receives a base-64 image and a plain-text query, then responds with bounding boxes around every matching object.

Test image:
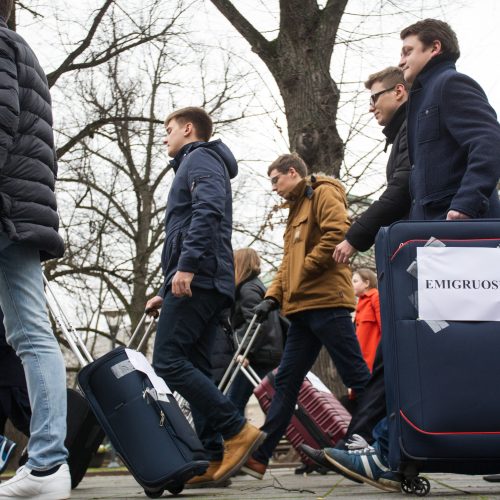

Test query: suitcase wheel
[401,476,430,496]
[144,488,164,498]
[167,482,184,496]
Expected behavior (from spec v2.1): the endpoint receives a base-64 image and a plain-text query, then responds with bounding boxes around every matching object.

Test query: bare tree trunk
[209,0,347,176]
[313,347,348,398]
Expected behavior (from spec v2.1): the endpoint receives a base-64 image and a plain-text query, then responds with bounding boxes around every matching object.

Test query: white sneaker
[0,464,71,499]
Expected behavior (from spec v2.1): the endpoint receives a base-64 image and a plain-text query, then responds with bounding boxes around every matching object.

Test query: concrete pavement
[70,468,500,499]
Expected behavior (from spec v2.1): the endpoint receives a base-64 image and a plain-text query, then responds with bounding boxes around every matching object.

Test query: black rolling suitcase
[43,278,105,489]
[77,313,208,498]
[375,220,500,496]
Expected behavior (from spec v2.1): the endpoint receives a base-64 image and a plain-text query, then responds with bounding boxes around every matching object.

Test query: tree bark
[209,0,348,176]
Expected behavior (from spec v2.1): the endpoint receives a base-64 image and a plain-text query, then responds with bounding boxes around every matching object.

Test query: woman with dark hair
[227,248,284,415]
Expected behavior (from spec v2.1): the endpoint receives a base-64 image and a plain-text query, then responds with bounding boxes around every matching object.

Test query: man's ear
[395,83,408,101]
[430,39,442,57]
[183,122,193,137]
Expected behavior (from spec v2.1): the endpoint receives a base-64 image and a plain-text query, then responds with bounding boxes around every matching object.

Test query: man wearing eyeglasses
[239,153,371,479]
[319,19,500,493]
[333,67,411,264]
[299,67,412,490]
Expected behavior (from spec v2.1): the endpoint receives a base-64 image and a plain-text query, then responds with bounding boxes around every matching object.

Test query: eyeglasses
[369,86,396,107]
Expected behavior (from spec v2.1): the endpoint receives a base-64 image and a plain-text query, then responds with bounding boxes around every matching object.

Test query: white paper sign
[417,247,500,321]
[125,348,172,401]
[305,371,332,394]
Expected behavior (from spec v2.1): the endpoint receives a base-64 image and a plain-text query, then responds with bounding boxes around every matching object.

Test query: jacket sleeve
[346,126,411,251]
[0,38,19,169]
[235,282,268,355]
[265,261,284,304]
[442,73,500,217]
[177,149,226,273]
[304,184,349,275]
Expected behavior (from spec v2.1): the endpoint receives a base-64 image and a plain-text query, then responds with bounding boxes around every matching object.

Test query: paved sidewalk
[70,468,500,499]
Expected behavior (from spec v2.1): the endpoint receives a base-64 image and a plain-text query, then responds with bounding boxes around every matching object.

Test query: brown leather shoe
[185,461,221,487]
[212,423,267,482]
[241,456,267,479]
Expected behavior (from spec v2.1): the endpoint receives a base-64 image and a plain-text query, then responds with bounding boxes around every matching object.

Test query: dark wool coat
[0,18,63,260]
[160,139,238,300]
[407,55,500,220]
[346,103,411,251]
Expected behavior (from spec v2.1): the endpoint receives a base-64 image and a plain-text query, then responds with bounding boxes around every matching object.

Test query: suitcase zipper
[142,387,166,427]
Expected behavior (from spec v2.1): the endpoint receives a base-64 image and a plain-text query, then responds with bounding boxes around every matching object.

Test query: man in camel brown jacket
[240,153,371,479]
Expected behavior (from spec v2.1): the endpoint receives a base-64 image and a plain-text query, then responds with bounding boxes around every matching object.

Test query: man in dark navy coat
[400,19,500,221]
[321,19,500,494]
[146,107,265,487]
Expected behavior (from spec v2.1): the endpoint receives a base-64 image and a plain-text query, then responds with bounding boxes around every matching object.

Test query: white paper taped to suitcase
[305,371,332,394]
[417,246,500,321]
[124,348,172,401]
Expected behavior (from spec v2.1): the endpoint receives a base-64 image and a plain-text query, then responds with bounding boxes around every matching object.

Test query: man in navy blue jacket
[400,19,500,221]
[146,107,265,487]
[320,19,500,493]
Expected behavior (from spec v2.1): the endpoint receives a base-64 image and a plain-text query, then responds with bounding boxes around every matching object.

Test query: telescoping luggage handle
[44,275,94,368]
[127,312,156,351]
[218,313,264,395]
[43,276,156,367]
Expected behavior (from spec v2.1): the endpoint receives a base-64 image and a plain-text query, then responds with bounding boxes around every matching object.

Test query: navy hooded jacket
[160,139,238,300]
[0,18,63,260]
[407,55,500,220]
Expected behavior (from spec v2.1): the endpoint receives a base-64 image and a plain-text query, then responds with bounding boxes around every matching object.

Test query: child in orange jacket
[352,268,381,372]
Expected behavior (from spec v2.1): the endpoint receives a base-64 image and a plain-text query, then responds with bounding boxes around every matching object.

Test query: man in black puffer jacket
[0,2,70,498]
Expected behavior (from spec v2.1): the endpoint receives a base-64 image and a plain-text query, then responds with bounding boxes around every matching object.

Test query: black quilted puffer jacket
[0,17,63,260]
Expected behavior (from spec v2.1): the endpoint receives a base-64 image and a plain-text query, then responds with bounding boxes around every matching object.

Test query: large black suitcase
[78,344,208,497]
[43,279,105,489]
[65,388,104,488]
[375,220,500,495]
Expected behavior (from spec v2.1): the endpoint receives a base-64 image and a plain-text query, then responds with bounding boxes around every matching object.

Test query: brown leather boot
[241,456,267,479]
[212,423,266,482]
[185,461,225,488]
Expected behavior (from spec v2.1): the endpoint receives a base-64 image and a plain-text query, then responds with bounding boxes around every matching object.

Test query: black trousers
[344,342,386,443]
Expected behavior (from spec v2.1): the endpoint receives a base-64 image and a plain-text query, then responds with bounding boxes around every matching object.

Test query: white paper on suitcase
[123,349,172,401]
[417,247,500,321]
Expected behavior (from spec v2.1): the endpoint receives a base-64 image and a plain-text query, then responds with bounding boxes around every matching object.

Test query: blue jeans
[372,417,390,466]
[0,241,67,470]
[153,288,245,460]
[253,307,371,464]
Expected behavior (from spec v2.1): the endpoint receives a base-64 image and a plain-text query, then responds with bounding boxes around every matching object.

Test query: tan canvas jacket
[266,175,355,315]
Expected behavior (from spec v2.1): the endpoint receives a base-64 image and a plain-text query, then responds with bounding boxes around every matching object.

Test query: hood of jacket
[170,139,238,179]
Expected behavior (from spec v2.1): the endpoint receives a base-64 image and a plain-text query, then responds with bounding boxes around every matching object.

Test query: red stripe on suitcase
[400,410,500,435]
[390,238,500,260]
